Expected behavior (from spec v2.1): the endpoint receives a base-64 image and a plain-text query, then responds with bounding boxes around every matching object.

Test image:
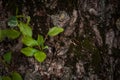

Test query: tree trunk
[0,0,120,79]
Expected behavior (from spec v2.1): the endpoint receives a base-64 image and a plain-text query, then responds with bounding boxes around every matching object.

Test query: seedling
[0,15,64,62]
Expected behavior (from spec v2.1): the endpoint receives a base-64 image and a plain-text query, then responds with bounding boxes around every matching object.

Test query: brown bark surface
[0,0,120,80]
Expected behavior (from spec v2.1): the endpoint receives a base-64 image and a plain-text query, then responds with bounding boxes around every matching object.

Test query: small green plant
[0,15,64,79]
[0,15,64,62]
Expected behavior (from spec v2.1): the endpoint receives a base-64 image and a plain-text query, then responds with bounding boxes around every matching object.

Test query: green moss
[71,36,101,73]
[81,38,94,51]
[91,48,101,73]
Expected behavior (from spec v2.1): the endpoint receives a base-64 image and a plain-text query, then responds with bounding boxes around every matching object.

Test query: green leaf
[37,34,44,46]
[18,22,32,37]
[48,27,64,36]
[43,46,49,49]
[26,16,31,24]
[0,30,5,42]
[0,29,20,41]
[3,52,12,64]
[22,36,38,47]
[2,76,11,80]
[11,72,23,80]
[0,76,2,80]
[34,51,46,62]
[6,29,20,39]
[8,16,18,27]
[21,47,38,56]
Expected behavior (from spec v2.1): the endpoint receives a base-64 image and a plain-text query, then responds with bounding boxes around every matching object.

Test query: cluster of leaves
[0,15,64,62]
[0,15,64,79]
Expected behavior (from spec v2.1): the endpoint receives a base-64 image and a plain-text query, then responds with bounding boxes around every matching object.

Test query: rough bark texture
[0,0,120,80]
